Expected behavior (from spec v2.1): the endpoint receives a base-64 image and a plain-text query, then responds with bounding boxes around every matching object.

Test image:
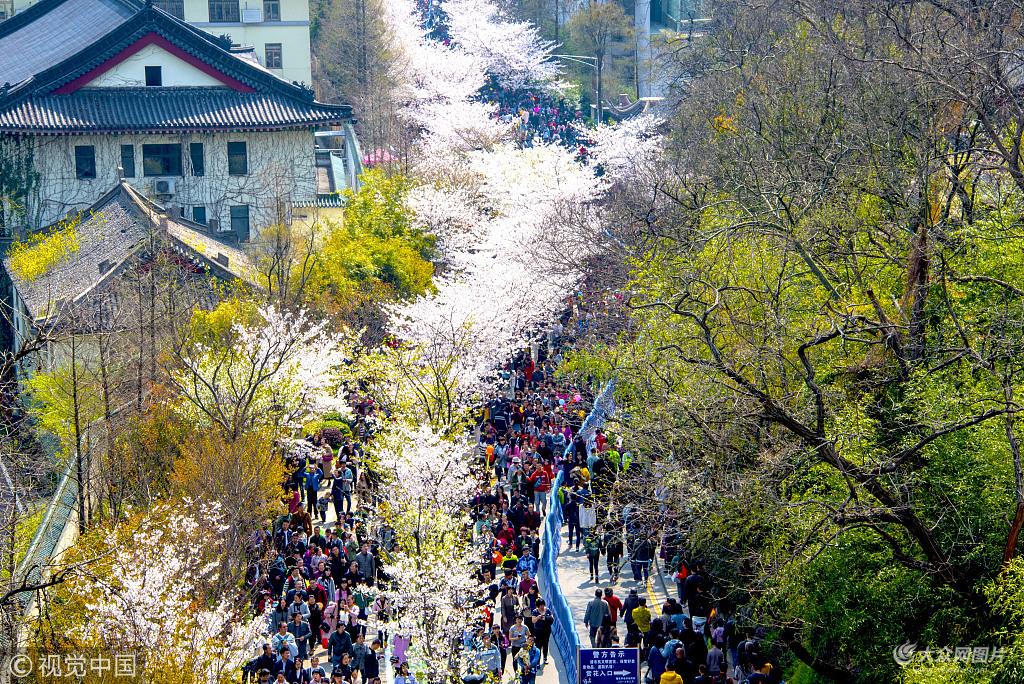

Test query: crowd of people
[481,82,585,149]
[237,244,779,684]
[459,315,595,683]
[240,291,605,684]
[243,392,405,684]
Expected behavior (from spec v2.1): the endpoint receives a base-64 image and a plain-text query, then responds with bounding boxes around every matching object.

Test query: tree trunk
[1003,370,1024,568]
[904,228,929,361]
[782,630,857,684]
[71,336,86,535]
[554,0,559,43]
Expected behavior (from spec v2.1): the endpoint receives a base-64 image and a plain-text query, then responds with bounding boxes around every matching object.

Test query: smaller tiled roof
[114,185,256,282]
[165,221,255,283]
[4,182,255,321]
[0,87,350,133]
[4,185,148,320]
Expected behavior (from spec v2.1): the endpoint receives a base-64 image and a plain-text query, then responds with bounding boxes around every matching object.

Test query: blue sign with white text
[578,648,640,684]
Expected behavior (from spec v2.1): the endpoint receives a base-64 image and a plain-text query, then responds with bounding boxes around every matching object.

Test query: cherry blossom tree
[67,502,265,684]
[392,142,605,399]
[169,305,355,439]
[442,0,560,89]
[383,0,558,156]
[370,424,477,679]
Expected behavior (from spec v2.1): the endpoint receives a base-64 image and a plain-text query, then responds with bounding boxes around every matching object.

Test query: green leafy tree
[314,170,436,300]
[568,1,633,122]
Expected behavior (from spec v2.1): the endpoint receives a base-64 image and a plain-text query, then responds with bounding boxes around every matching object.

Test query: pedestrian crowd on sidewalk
[240,287,611,684]
[242,393,403,684]
[462,312,595,683]
[553,422,785,684]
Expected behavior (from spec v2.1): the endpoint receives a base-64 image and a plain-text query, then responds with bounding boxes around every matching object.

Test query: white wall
[23,129,317,237]
[85,43,227,87]
[183,0,313,84]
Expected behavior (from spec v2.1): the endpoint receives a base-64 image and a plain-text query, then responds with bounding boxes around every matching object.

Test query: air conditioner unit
[241,8,262,22]
[153,179,175,195]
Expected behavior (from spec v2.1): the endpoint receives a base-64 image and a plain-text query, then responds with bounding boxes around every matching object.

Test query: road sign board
[578,647,640,684]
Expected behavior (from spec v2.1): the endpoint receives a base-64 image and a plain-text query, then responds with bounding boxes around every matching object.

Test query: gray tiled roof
[0,0,137,87]
[4,182,252,321]
[4,185,148,320]
[166,220,255,282]
[0,87,350,132]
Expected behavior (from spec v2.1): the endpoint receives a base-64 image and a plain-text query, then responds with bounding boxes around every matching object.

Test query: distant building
[5,0,312,84]
[0,0,352,239]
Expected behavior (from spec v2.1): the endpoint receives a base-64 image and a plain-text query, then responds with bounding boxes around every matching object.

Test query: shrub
[304,419,352,439]
[319,427,345,448]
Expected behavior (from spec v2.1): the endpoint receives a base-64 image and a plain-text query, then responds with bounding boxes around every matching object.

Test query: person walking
[514,636,542,684]
[584,589,610,648]
[564,489,581,551]
[631,598,652,650]
[603,526,623,582]
[288,611,312,666]
[303,463,323,510]
[500,587,518,635]
[508,615,530,660]
[584,530,603,582]
[530,600,553,663]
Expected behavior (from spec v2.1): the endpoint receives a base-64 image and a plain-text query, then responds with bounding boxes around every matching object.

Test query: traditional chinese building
[0,0,351,240]
[5,0,313,85]
[4,180,253,379]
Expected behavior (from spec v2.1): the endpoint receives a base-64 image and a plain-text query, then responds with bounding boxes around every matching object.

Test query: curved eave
[0,120,352,135]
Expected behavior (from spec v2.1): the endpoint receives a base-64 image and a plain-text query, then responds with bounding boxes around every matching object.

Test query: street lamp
[550,54,602,124]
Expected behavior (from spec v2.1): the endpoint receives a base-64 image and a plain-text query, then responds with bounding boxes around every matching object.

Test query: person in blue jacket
[517,548,539,578]
[303,463,323,509]
[514,635,542,684]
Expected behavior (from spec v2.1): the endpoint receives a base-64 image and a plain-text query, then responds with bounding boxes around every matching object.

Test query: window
[263,0,280,20]
[190,143,205,176]
[265,43,282,69]
[145,66,162,87]
[120,145,135,178]
[142,144,182,176]
[193,206,207,224]
[153,0,184,19]
[227,141,248,175]
[230,205,250,241]
[75,145,96,179]
[208,0,239,22]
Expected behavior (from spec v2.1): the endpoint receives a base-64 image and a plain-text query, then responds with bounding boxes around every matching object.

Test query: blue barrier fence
[540,379,616,684]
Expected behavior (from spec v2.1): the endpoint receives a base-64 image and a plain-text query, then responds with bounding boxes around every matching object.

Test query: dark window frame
[193,206,207,224]
[153,0,184,18]
[120,145,135,178]
[75,145,96,179]
[263,0,280,20]
[144,66,162,87]
[227,141,248,175]
[208,0,240,22]
[265,42,282,69]
[189,143,205,176]
[230,205,250,241]
[142,143,183,177]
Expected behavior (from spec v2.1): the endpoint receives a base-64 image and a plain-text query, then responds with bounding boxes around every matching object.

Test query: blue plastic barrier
[540,380,616,684]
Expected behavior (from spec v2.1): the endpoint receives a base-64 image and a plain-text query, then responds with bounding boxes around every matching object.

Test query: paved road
[541,523,672,683]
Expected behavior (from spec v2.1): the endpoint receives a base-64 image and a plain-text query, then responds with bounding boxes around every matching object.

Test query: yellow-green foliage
[24,362,104,458]
[313,169,436,299]
[188,298,261,346]
[8,219,81,283]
